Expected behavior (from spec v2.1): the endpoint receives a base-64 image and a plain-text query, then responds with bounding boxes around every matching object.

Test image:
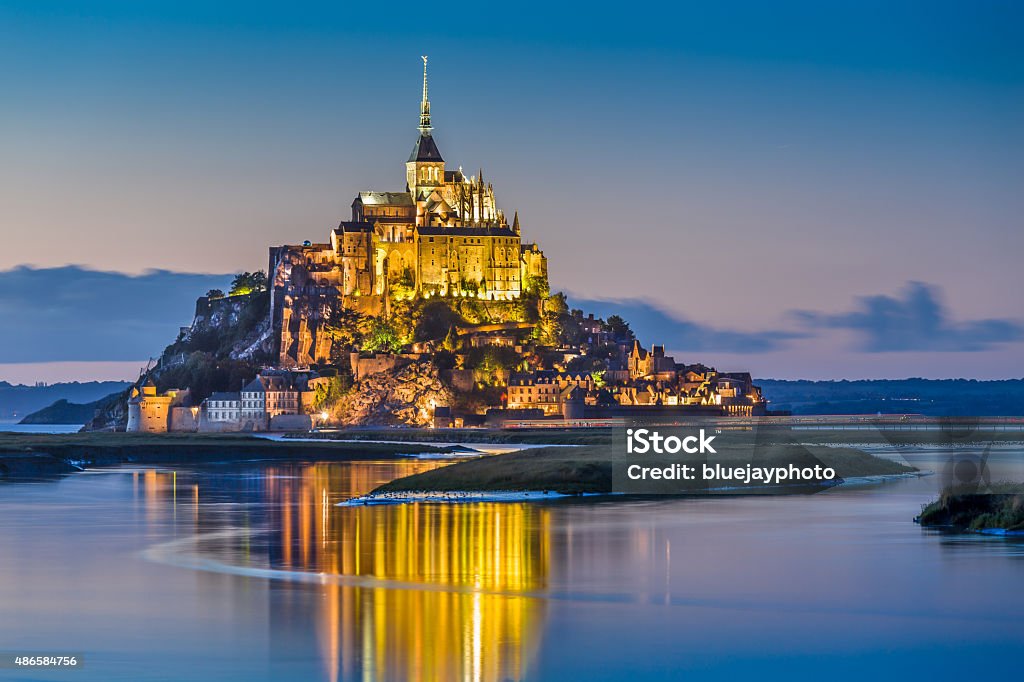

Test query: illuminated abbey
[270,57,548,365]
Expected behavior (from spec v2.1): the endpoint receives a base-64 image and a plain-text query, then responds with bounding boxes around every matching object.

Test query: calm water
[0,447,1022,681]
[0,424,84,434]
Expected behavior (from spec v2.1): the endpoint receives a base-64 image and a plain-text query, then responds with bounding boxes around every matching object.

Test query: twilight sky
[1,1,1022,383]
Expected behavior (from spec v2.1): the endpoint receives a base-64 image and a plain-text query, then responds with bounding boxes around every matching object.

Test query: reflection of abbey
[271,57,547,367]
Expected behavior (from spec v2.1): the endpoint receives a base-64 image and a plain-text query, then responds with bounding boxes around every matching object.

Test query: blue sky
[0,1,1021,382]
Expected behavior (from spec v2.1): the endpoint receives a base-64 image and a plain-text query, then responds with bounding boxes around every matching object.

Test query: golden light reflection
[144,461,550,682]
[274,464,550,682]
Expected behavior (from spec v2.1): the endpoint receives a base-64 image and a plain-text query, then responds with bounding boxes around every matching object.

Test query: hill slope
[0,381,131,422]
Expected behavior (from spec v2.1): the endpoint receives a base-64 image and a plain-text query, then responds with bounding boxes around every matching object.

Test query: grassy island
[917,485,1024,532]
[371,441,918,496]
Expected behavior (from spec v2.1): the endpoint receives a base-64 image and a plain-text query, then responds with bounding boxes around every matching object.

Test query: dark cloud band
[794,281,1023,352]
[0,266,231,363]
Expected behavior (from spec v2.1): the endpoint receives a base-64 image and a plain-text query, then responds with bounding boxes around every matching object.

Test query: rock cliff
[331,361,453,427]
[173,291,275,362]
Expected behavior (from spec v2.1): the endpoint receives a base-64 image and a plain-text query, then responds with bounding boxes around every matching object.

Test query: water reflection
[3,449,1024,681]
[137,462,550,682]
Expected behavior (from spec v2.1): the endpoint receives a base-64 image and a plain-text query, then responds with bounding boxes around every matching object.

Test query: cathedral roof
[336,221,374,233]
[357,192,414,206]
[242,377,265,393]
[417,226,518,238]
[408,133,444,163]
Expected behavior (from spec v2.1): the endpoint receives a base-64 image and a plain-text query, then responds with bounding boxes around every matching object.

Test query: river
[0,444,1021,680]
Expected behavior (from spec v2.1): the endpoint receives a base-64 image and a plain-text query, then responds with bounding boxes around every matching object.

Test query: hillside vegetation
[918,485,1024,531]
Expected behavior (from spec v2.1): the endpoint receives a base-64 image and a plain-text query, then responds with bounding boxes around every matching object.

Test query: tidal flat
[0,431,454,479]
[371,441,919,496]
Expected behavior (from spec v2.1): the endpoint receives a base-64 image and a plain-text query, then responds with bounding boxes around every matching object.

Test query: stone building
[628,341,678,381]
[506,371,596,416]
[272,57,549,366]
[204,392,241,423]
[242,373,301,420]
[126,379,190,433]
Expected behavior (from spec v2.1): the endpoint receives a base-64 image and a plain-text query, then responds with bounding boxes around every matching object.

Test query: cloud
[568,295,803,353]
[0,265,231,363]
[794,281,1023,352]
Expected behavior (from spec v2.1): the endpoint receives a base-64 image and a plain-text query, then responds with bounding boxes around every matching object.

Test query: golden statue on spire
[419,55,432,134]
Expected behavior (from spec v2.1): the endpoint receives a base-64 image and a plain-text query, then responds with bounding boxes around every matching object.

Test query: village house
[204,392,241,423]
[506,371,596,416]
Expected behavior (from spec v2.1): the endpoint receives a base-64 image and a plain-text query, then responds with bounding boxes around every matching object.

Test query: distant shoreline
[0,431,456,480]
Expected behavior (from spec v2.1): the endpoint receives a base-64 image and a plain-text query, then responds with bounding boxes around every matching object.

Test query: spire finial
[419,55,432,134]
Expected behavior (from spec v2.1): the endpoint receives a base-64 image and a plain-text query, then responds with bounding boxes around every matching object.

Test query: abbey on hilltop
[270,57,548,366]
[117,57,767,433]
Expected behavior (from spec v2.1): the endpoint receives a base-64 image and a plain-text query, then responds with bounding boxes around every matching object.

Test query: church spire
[419,55,432,134]
[407,56,443,165]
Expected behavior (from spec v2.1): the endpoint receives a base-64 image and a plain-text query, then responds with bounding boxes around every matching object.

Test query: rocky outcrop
[83,389,131,431]
[332,361,453,427]
[230,316,275,362]
[19,397,109,425]
[170,291,275,363]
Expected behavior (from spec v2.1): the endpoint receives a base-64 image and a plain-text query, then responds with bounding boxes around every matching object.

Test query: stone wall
[169,406,199,432]
[269,414,313,432]
[443,369,476,393]
[350,353,413,381]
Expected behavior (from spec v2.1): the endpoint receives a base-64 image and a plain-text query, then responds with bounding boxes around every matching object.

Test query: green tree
[206,288,225,299]
[465,346,521,386]
[538,293,583,347]
[311,373,354,411]
[442,325,460,352]
[566,355,607,373]
[415,300,463,341]
[605,314,634,343]
[544,292,569,316]
[364,318,403,353]
[229,271,268,296]
[324,303,366,351]
[523,275,550,298]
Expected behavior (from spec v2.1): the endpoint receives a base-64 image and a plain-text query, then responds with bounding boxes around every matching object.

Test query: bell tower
[406,56,445,198]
